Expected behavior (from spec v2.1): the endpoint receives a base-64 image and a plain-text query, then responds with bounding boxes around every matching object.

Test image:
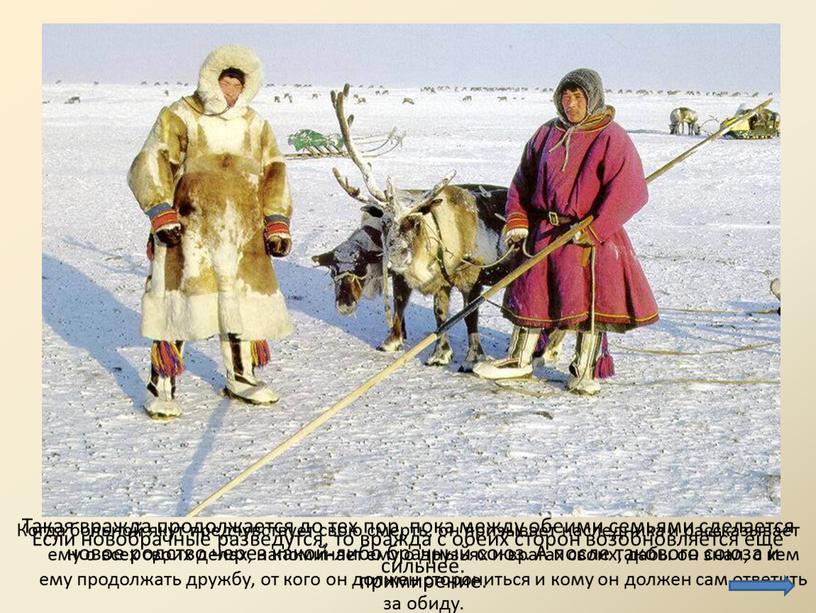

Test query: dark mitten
[265,234,292,257]
[156,225,182,247]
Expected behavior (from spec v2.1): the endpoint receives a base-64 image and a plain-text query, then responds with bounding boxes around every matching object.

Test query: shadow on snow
[273,259,514,362]
[41,254,223,408]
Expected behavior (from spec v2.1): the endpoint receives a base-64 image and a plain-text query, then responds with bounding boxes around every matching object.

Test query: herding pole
[185,98,773,517]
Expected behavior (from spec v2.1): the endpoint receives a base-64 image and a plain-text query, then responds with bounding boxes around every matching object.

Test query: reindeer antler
[400,170,457,217]
[332,168,384,206]
[331,84,389,206]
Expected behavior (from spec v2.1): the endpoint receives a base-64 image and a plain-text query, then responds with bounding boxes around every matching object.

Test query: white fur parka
[128,45,293,342]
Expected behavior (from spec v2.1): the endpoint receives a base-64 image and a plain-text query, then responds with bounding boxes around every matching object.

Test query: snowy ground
[41,83,780,517]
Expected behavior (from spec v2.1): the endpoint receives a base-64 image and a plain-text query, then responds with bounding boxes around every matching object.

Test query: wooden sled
[284,127,405,160]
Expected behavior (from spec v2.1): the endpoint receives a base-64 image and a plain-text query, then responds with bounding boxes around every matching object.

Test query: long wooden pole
[186,333,438,517]
[185,97,773,517]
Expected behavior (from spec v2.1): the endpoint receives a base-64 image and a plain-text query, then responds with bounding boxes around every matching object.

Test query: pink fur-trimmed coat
[502,117,659,331]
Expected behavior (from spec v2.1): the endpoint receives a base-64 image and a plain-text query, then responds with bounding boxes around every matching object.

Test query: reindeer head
[330,84,455,276]
[312,246,381,315]
[385,210,423,274]
[381,184,452,274]
[312,205,385,315]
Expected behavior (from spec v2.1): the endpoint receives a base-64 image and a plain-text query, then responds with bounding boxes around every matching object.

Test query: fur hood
[196,45,264,119]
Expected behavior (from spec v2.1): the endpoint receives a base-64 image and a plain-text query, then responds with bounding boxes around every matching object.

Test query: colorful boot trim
[251,340,271,368]
[151,340,185,377]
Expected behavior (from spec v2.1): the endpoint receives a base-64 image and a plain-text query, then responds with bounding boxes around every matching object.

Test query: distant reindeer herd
[53,79,776,112]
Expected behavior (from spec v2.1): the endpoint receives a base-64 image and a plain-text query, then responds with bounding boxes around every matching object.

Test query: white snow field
[42,83,780,517]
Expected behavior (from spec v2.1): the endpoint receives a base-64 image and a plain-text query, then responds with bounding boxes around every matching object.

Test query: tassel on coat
[251,340,271,368]
[151,341,184,377]
[594,332,615,379]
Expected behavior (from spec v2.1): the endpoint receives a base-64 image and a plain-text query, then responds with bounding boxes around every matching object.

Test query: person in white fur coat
[128,45,294,419]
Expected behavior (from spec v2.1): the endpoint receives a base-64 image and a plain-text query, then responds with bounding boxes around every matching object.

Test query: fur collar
[195,45,263,120]
[553,106,616,132]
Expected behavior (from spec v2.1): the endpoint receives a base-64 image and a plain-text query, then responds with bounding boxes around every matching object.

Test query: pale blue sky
[42,24,780,91]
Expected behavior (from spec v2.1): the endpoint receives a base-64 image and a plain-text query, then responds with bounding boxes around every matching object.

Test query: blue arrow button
[729,577,794,596]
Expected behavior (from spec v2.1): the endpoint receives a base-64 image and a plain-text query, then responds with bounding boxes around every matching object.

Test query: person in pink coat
[473,68,658,394]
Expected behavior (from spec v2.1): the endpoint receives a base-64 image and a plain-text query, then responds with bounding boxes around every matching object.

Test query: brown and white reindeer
[318,84,518,371]
[312,185,515,361]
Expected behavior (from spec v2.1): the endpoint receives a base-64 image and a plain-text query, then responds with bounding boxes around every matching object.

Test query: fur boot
[565,332,602,395]
[144,341,184,419]
[472,326,540,380]
[534,328,568,366]
[220,334,279,405]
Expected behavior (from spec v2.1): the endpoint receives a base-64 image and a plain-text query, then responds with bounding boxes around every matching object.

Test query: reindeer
[312,206,390,322]
[322,85,518,370]
[313,183,512,360]
[313,203,571,367]
[669,107,700,135]
[402,97,415,105]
